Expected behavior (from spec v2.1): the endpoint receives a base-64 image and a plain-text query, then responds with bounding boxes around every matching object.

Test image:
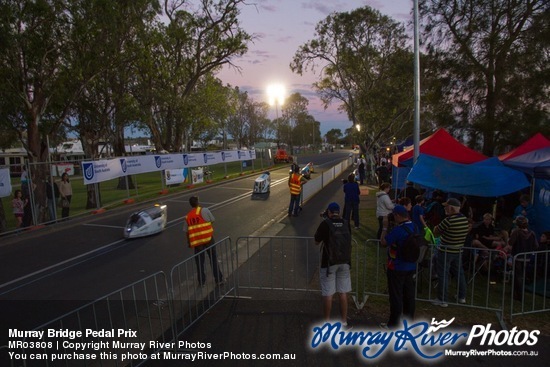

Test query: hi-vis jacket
[289,173,302,195]
[186,207,214,248]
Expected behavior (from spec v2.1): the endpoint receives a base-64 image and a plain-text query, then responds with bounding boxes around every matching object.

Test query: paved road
[0,152,351,342]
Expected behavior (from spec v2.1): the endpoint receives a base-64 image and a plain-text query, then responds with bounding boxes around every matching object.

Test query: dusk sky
[216,0,414,136]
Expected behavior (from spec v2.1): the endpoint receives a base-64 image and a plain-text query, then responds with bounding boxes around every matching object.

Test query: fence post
[95,183,101,209]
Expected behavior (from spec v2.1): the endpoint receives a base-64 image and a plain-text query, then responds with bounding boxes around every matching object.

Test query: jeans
[288,194,300,215]
[386,269,416,327]
[343,200,359,228]
[436,250,466,302]
[194,239,223,285]
[377,216,384,240]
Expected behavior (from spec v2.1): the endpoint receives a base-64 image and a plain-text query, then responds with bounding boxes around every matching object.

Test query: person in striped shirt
[432,198,470,307]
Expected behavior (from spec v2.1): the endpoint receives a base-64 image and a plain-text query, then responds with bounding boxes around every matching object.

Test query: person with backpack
[380,205,419,329]
[314,202,352,326]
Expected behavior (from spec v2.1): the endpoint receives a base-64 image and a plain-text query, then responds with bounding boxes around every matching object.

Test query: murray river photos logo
[309,318,539,361]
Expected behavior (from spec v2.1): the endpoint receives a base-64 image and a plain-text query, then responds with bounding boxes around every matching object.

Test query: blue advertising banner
[82,150,256,185]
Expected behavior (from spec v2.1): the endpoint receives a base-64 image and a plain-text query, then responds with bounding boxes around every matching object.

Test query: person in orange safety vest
[288,165,307,217]
[183,196,224,287]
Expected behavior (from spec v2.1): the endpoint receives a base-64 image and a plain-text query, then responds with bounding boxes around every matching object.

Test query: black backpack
[324,218,352,265]
[399,224,429,263]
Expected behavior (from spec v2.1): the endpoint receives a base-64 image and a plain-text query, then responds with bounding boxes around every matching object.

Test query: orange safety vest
[289,173,302,195]
[186,207,214,248]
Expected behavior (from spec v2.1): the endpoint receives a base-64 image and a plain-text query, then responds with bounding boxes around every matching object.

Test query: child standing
[12,190,25,228]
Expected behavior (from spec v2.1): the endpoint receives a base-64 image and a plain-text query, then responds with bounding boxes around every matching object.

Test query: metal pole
[413,0,421,163]
[46,135,56,222]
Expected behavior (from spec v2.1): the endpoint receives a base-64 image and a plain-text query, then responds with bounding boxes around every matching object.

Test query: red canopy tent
[498,133,550,161]
[391,128,487,167]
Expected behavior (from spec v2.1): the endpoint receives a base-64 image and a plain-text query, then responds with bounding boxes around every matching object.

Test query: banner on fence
[165,168,189,185]
[192,168,204,184]
[51,163,75,177]
[0,167,12,197]
[82,150,256,185]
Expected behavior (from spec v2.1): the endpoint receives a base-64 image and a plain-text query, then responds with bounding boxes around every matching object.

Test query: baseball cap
[327,202,340,213]
[392,205,409,217]
[443,198,461,208]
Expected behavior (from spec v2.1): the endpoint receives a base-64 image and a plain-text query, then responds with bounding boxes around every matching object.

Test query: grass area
[350,186,550,333]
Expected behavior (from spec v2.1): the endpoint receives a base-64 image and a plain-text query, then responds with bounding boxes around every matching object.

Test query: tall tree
[419,0,550,154]
[291,6,414,157]
[325,129,343,146]
[281,93,309,153]
[226,87,252,149]
[134,0,251,153]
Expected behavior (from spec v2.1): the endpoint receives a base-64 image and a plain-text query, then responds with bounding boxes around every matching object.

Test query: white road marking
[0,176,291,293]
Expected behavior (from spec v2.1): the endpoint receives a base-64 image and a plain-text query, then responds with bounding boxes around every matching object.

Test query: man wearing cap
[380,205,418,328]
[183,196,224,287]
[433,198,469,307]
[314,202,352,326]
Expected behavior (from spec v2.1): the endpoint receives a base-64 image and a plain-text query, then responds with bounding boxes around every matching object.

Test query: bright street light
[267,84,286,107]
[267,83,287,150]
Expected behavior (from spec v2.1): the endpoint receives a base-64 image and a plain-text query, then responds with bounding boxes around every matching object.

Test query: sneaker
[431,299,448,308]
[379,323,389,330]
[457,298,466,304]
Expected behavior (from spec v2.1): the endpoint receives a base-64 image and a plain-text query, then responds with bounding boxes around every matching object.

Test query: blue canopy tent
[501,147,550,179]
[391,128,487,193]
[407,154,531,197]
[501,147,550,236]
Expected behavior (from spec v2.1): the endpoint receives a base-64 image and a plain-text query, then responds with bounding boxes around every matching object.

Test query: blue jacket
[343,182,360,203]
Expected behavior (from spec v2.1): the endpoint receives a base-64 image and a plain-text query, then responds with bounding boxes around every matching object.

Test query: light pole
[267,83,286,149]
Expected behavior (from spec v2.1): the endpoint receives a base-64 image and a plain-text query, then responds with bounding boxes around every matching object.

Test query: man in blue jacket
[380,205,418,329]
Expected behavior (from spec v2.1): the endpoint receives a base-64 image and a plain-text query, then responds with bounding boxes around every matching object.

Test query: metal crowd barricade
[355,240,509,322]
[510,250,550,321]
[414,245,507,322]
[235,236,319,293]
[169,237,236,340]
[235,236,365,309]
[351,239,388,308]
[11,272,172,367]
